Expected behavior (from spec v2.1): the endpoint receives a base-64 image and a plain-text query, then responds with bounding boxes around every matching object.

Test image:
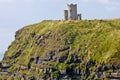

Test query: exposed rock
[98,63,108,71]
[61,75,71,80]
[36,34,49,46]
[21,75,26,80]
[9,50,22,59]
[59,46,69,52]
[34,56,39,64]
[1,20,120,80]
[57,55,68,62]
[68,54,81,63]
[60,70,66,74]
[21,66,28,70]
[74,68,81,75]
[0,63,2,67]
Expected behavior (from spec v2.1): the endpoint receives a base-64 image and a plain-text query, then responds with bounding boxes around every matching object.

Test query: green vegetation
[4,19,120,65]
[51,71,59,78]
[8,65,19,72]
[8,77,14,80]
[1,19,120,79]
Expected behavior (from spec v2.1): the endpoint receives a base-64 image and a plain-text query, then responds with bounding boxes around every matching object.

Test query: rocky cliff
[0,20,120,80]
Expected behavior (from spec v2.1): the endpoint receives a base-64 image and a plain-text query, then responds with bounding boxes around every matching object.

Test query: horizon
[0,0,120,60]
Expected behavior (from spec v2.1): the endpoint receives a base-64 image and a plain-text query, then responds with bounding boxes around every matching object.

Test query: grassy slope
[2,20,120,68]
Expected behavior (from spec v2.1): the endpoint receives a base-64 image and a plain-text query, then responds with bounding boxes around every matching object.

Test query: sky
[0,0,120,60]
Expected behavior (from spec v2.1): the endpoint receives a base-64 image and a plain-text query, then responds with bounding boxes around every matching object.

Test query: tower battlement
[67,4,77,7]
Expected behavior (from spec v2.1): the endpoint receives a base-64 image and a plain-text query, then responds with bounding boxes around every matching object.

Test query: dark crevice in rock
[9,50,22,59]
[28,58,35,69]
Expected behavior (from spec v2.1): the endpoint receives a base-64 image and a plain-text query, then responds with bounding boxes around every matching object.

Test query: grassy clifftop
[1,19,120,79]
[4,20,120,65]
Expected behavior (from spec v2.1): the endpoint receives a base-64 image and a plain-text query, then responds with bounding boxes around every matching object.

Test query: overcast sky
[0,0,120,60]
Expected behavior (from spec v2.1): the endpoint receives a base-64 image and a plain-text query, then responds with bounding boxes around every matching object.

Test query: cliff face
[0,20,120,80]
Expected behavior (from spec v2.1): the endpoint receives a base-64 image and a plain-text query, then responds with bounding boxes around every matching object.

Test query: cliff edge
[0,20,120,80]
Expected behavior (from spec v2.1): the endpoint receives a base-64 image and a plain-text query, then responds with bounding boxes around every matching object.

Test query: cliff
[0,20,120,80]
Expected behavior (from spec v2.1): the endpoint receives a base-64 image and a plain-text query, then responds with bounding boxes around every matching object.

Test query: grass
[2,19,120,79]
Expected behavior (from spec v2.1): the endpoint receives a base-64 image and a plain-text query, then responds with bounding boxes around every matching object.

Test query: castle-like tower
[64,10,68,20]
[68,4,78,20]
[64,4,81,20]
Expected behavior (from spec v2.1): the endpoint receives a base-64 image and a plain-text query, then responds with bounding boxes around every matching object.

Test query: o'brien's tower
[64,4,82,20]
[68,4,77,20]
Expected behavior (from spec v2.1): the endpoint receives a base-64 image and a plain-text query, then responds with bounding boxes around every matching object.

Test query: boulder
[60,70,66,74]
[57,55,68,62]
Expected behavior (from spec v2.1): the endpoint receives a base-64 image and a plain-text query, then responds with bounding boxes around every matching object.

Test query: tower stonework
[67,4,78,20]
[78,14,82,20]
[64,10,68,20]
[64,4,82,20]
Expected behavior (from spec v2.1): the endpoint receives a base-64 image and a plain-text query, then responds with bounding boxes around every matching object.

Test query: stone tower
[64,10,68,20]
[67,4,78,20]
[64,4,82,20]
[77,14,82,20]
